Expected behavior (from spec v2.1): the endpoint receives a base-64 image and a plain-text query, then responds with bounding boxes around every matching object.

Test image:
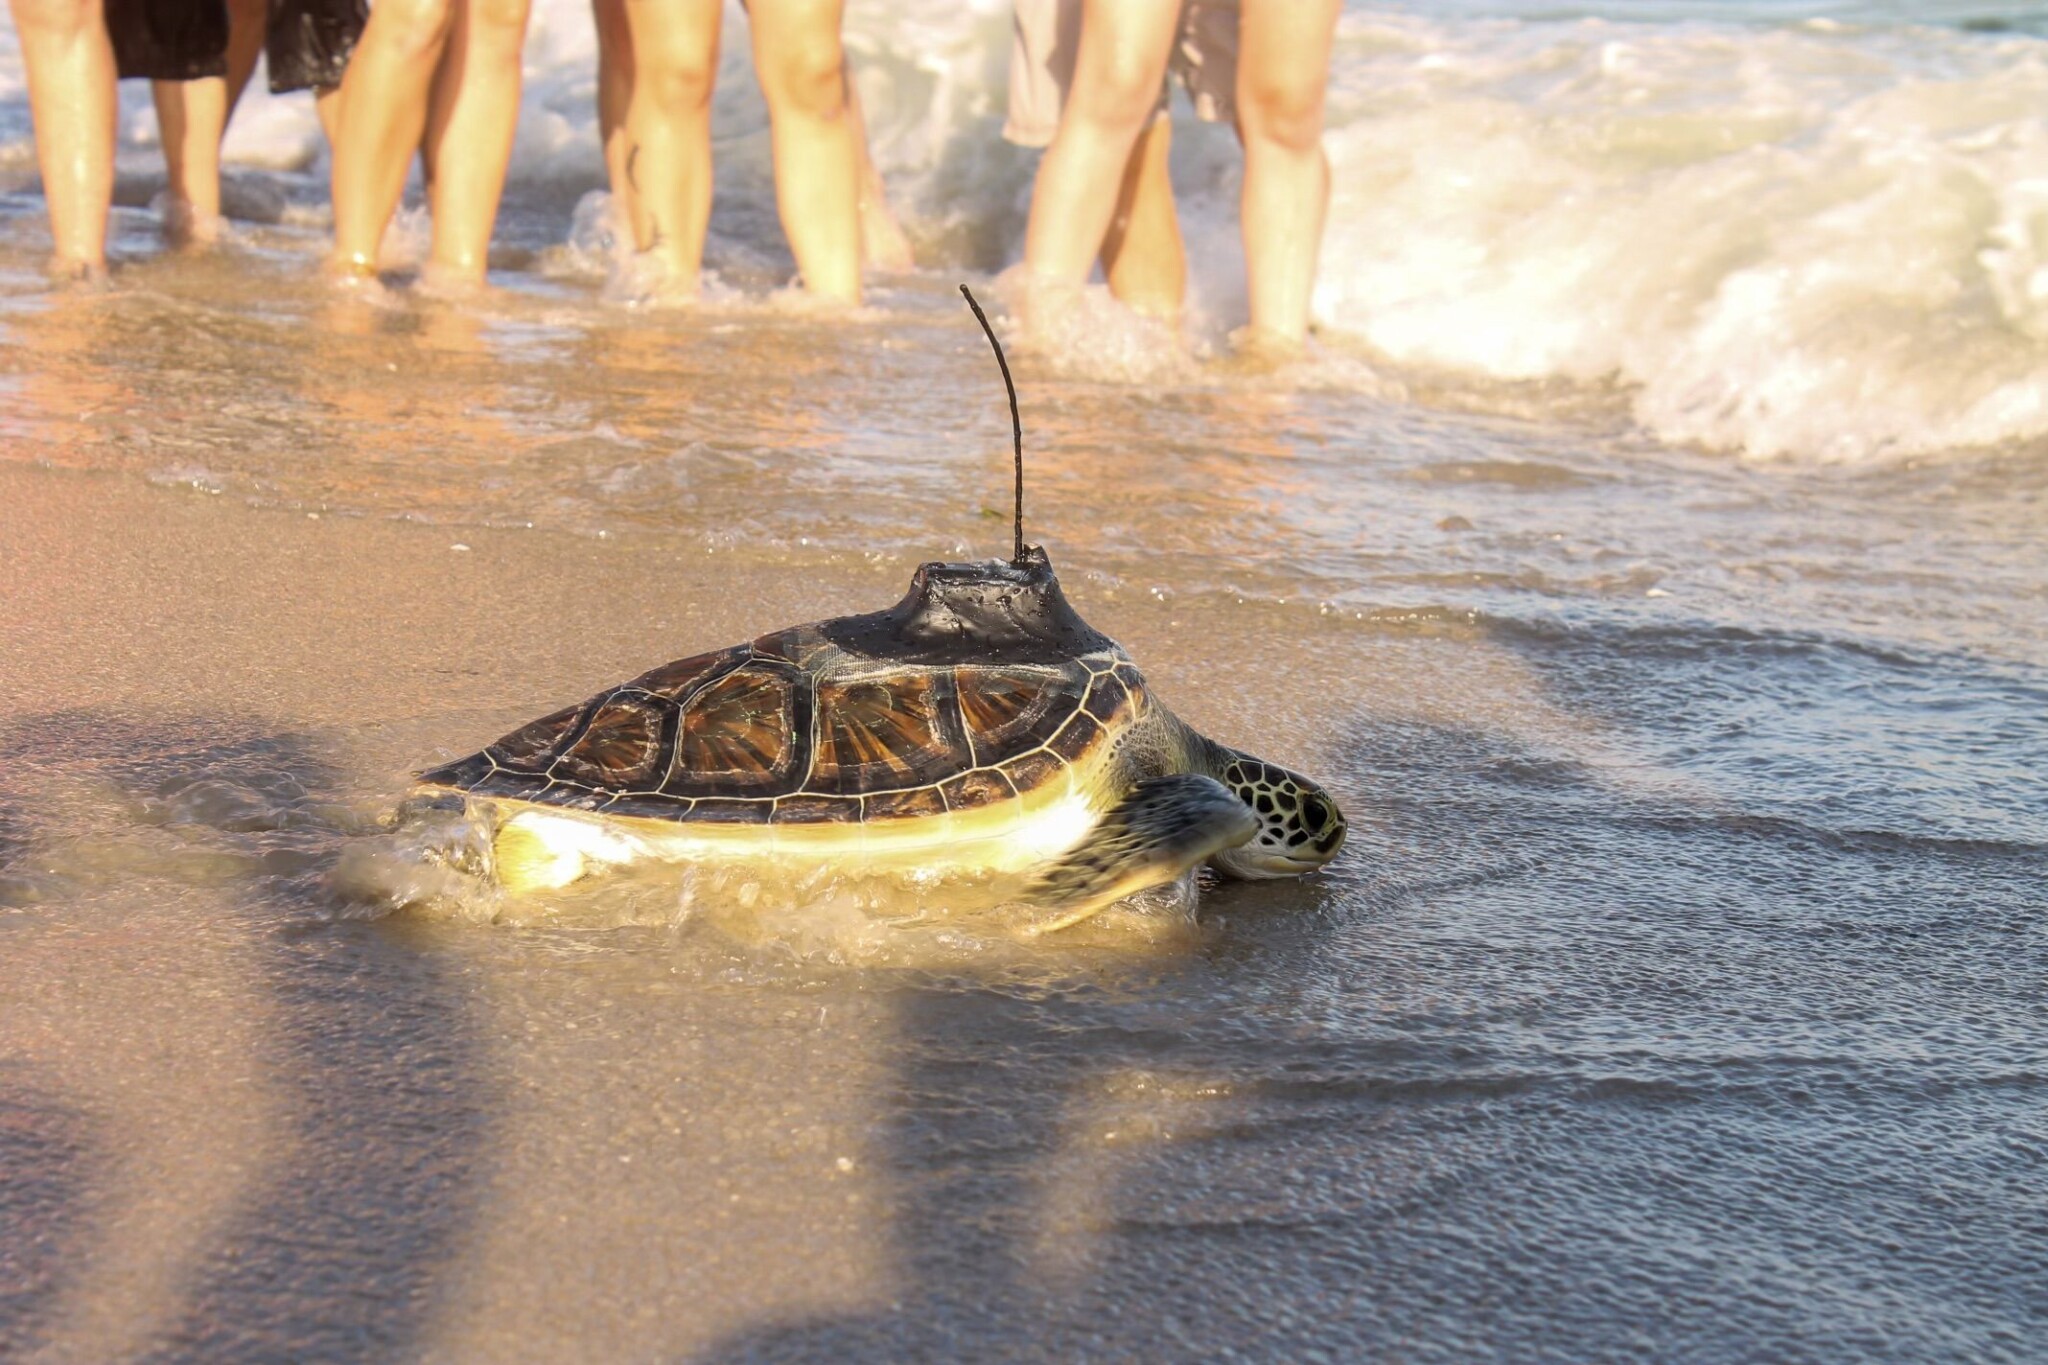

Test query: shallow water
[3,4,2048,1362]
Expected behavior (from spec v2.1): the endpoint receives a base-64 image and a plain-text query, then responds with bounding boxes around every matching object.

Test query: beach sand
[3,0,2046,1353]
[0,455,1501,1360]
[4,312,2042,1358]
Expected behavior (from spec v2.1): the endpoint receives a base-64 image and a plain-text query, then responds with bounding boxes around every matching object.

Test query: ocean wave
[565,1,2048,462]
[1306,12,2048,461]
[784,2,2048,462]
[4,1,2046,461]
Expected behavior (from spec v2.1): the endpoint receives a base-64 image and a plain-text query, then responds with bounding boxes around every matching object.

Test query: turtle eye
[1302,795,1329,829]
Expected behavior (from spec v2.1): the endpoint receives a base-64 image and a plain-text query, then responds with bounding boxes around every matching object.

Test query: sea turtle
[406,290,1345,931]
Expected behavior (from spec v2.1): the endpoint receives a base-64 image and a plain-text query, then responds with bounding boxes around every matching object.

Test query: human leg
[591,0,634,226]
[328,0,454,274]
[746,0,860,302]
[618,0,720,287]
[223,0,266,109]
[307,85,343,143]
[1019,0,1179,291]
[8,0,117,273]
[846,78,911,272]
[152,75,228,242]
[419,0,533,283]
[1234,0,1338,346]
[1099,113,1183,319]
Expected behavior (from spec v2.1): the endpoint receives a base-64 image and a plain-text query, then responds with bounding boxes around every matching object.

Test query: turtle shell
[418,549,1152,826]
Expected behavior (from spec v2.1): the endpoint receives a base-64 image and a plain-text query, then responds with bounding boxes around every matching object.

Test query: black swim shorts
[267,0,369,94]
[105,0,230,82]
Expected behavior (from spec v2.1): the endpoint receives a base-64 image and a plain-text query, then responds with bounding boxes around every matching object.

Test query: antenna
[958,283,1025,565]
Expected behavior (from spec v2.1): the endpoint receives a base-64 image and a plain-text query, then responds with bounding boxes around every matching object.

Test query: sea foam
[1304,13,2048,460]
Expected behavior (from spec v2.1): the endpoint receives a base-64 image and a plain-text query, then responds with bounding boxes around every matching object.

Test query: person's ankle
[160,193,224,248]
[1231,323,1306,357]
[858,204,914,274]
[796,280,861,308]
[1111,286,1182,327]
[418,259,490,298]
[45,254,110,288]
[605,248,700,307]
[324,248,381,284]
[1227,324,1309,370]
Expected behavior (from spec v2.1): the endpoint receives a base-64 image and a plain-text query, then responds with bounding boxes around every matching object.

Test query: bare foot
[415,261,491,301]
[860,197,914,274]
[159,194,225,249]
[994,264,1081,351]
[321,252,396,306]
[603,249,700,309]
[46,256,111,290]
[325,248,379,279]
[1227,324,1308,369]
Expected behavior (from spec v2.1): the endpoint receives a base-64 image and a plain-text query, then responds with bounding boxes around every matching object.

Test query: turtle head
[1205,752,1347,879]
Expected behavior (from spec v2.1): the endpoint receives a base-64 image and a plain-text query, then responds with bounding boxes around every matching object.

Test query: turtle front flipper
[1024,775,1257,934]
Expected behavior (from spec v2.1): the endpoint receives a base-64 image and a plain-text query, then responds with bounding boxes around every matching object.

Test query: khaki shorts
[1003,0,1240,149]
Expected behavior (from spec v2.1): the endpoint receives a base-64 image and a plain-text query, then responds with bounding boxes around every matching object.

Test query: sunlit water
[2,3,2045,1361]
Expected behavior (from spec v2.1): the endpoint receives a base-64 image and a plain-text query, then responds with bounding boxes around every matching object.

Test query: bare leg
[619,0,720,287]
[1099,113,1182,320]
[223,0,268,111]
[152,76,228,244]
[313,84,345,145]
[328,0,455,274]
[747,0,860,303]
[418,46,443,197]
[1019,0,1179,291]
[8,0,117,274]
[419,0,534,285]
[1235,0,1339,347]
[592,0,635,228]
[847,79,911,272]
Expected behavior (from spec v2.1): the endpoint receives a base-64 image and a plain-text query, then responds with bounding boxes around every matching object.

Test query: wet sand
[0,465,1358,1360]
[7,0,2048,1347]
[6,407,2043,1361]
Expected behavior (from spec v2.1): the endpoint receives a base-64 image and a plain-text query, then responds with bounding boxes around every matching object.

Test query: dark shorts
[105,0,229,82]
[267,0,369,94]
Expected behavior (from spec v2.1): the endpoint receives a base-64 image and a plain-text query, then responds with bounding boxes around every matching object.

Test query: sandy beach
[3,1,2047,1360]
[5,285,2043,1357]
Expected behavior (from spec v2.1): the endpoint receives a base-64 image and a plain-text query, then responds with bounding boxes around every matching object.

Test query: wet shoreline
[4,384,2043,1357]
[2,2,2045,1342]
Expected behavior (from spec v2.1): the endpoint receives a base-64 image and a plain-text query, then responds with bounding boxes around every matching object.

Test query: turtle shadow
[0,709,490,1364]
